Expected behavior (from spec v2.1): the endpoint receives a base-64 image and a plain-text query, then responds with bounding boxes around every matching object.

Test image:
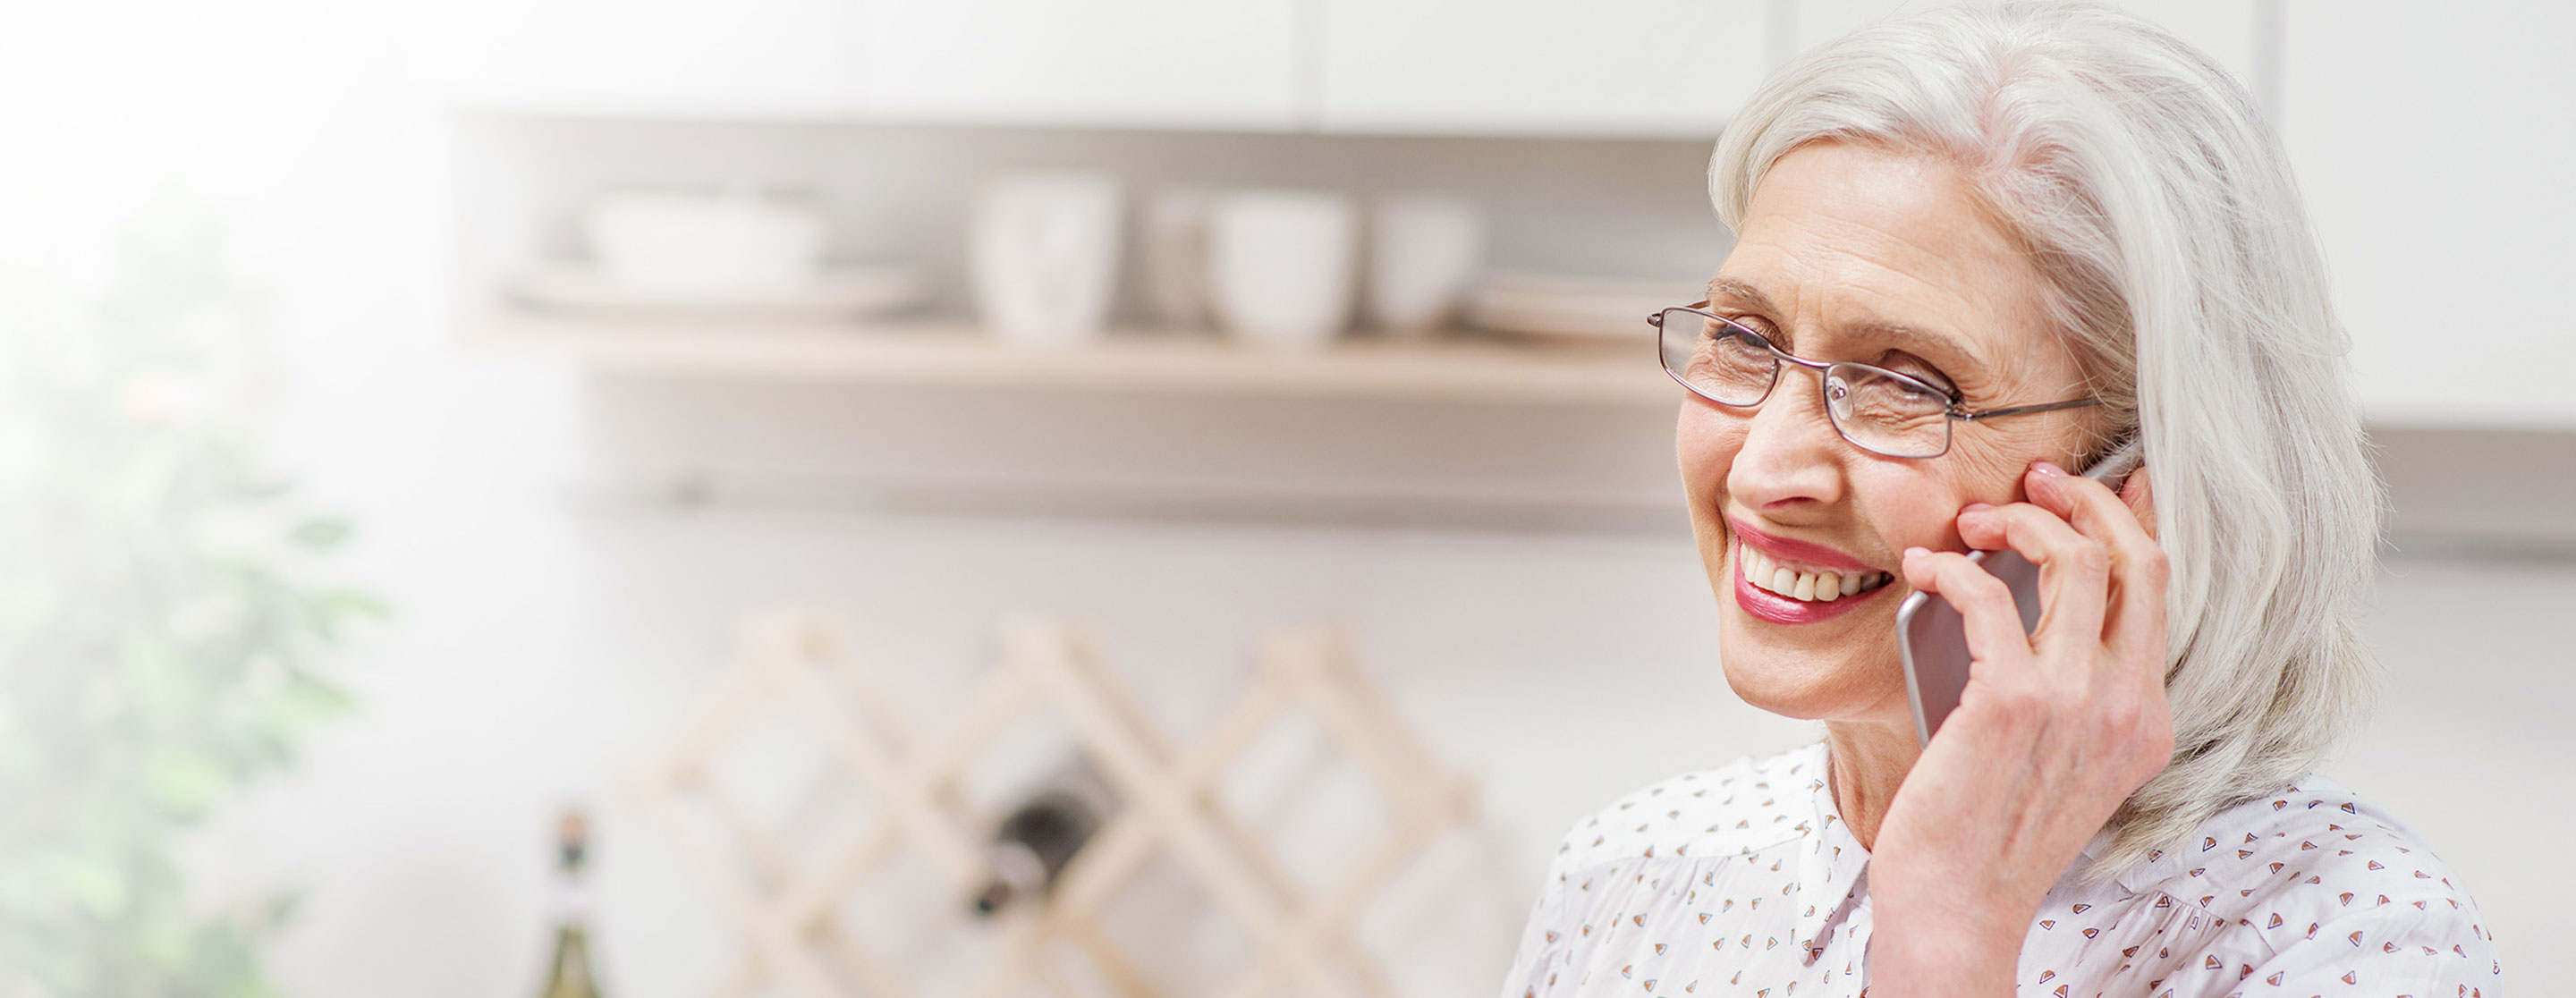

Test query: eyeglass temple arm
[1951,397,2103,421]
[1647,301,1716,326]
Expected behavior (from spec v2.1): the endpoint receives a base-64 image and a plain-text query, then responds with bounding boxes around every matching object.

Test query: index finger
[2027,460,2167,657]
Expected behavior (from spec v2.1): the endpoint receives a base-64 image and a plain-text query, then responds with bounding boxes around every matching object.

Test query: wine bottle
[969,755,1117,918]
[536,808,606,998]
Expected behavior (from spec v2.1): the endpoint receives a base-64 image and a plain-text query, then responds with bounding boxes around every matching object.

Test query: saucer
[507,262,928,321]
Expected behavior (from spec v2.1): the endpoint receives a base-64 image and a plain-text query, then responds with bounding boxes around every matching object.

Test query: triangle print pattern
[1493,743,2501,998]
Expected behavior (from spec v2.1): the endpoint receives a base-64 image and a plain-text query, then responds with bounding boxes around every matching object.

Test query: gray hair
[1709,0,2383,879]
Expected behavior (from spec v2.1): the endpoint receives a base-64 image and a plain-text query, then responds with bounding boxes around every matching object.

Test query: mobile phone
[1895,436,2146,748]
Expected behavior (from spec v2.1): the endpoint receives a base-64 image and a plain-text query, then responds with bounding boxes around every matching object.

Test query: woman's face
[1682,140,2106,729]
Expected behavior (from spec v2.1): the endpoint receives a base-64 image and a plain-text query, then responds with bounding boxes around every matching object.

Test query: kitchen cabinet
[1315,0,2258,141]
[423,0,859,117]
[420,0,2268,139]
[1791,0,2261,90]
[2280,1,2576,426]
[1315,0,1764,138]
[857,0,1302,130]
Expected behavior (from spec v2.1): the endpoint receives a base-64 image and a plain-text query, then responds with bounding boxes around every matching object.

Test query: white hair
[1709,0,2383,879]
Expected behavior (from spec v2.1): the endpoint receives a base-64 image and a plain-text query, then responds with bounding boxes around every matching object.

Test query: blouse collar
[1798,740,2155,953]
[1793,741,1871,961]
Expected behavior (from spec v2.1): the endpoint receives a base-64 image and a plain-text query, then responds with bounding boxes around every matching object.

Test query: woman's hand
[1867,461,2175,997]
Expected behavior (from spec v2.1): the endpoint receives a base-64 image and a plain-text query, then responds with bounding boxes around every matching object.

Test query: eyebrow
[1703,275,1995,385]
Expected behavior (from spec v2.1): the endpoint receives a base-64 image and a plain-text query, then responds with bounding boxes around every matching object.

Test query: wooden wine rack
[626,611,1478,998]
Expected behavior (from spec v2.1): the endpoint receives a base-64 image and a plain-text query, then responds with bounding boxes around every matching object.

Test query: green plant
[0,211,382,997]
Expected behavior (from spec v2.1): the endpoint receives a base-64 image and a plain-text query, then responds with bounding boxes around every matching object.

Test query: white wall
[2331,556,2576,983]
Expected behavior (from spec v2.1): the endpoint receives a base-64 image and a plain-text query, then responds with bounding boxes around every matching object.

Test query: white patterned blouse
[1496,741,2500,998]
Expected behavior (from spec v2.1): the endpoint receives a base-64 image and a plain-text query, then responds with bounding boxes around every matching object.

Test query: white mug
[1206,190,1358,351]
[1366,192,1484,336]
[970,172,1123,347]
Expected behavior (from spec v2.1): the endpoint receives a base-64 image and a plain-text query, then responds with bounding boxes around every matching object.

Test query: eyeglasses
[1651,303,2100,459]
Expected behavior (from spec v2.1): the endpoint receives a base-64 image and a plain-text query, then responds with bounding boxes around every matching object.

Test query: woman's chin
[1716,605,1910,723]
[1721,656,1879,721]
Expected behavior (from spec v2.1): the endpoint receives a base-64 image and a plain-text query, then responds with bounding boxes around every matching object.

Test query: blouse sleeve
[1494,822,1583,998]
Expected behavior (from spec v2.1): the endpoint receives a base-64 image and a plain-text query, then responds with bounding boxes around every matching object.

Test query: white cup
[970,172,1123,348]
[1366,192,1484,336]
[1206,190,1359,351]
[585,188,826,294]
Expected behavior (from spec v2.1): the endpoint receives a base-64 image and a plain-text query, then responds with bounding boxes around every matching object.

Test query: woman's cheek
[1675,406,1743,500]
[1852,467,1965,554]
[1676,408,1744,593]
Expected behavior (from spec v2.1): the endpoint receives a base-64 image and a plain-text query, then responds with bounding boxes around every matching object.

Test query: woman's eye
[1881,355,1954,393]
[1724,317,1783,347]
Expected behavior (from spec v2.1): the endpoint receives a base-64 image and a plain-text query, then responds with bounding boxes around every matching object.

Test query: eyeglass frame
[1648,301,2103,459]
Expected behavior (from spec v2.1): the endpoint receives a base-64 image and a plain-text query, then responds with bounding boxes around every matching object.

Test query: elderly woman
[1497,3,2500,995]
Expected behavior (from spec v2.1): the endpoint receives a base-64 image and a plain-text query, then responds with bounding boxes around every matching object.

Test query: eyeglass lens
[1657,308,1954,459]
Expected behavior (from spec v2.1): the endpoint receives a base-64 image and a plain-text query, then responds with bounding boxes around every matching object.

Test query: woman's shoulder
[1542,740,1829,881]
[2117,773,2498,972]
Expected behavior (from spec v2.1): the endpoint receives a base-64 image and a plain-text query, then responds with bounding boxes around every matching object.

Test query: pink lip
[1731,537,1891,625]
[1727,517,1880,574]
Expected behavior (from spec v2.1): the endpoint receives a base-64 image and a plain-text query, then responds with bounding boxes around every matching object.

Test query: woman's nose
[1726,370,1848,512]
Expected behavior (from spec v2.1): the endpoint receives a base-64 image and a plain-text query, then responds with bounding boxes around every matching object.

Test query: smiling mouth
[1737,543,1896,603]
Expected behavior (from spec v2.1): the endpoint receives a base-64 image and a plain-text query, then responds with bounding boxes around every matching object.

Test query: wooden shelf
[464,315,1679,407]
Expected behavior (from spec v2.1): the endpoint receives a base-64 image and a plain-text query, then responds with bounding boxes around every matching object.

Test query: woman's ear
[2120,463,2157,540]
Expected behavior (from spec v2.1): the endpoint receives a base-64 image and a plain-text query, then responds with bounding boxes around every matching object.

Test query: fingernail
[1903,546,1930,559]
[2031,461,2068,477]
[1961,502,1996,514]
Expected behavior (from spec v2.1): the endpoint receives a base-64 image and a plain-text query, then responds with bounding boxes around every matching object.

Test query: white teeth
[1742,540,1888,603]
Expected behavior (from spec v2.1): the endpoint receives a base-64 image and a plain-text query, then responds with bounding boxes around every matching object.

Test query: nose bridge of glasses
[1749,343,1952,458]
[1737,348,1850,442]
[1729,371,1858,480]
[1767,348,1843,410]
